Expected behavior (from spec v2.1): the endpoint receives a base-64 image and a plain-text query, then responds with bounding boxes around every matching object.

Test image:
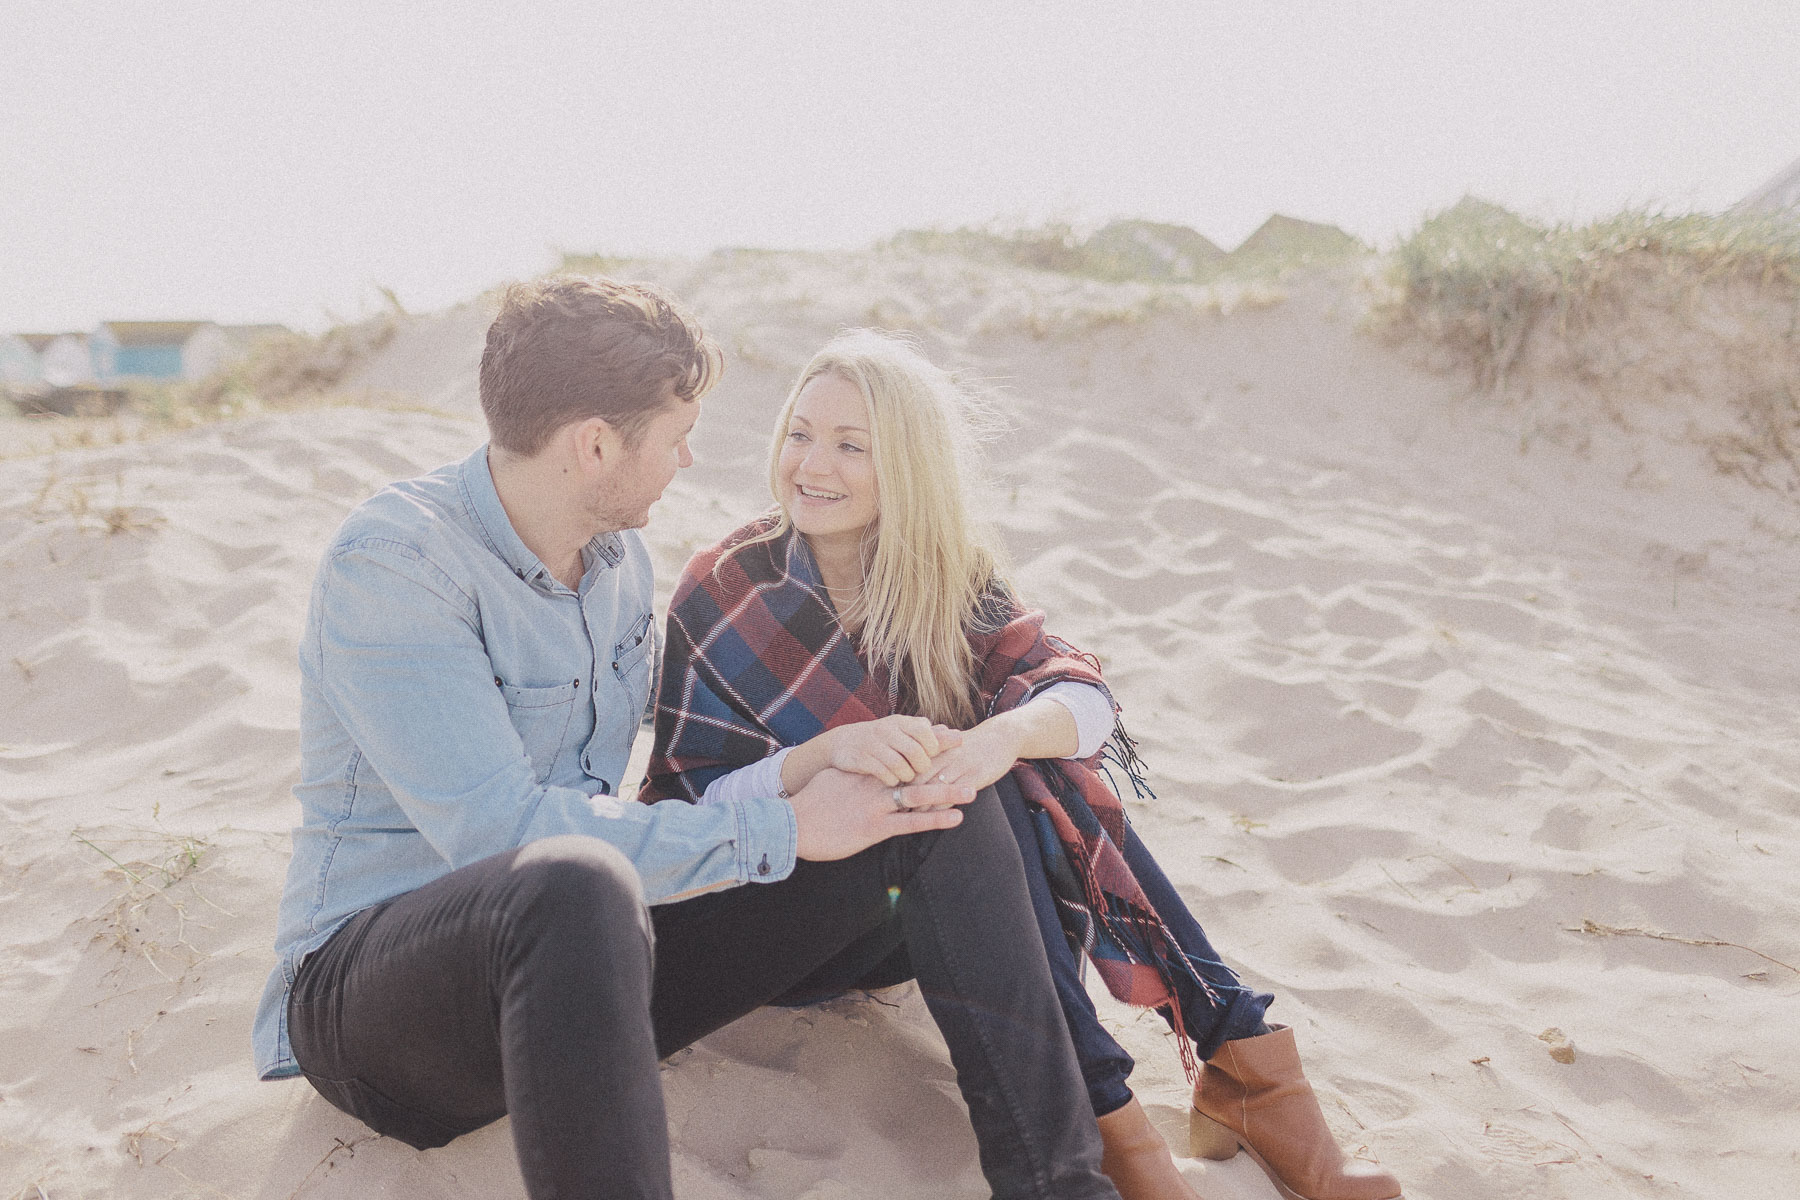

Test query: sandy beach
[3,247,1797,1199]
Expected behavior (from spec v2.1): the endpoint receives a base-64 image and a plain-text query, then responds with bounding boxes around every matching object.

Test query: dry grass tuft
[123,1122,180,1167]
[25,469,165,538]
[1569,917,1798,974]
[72,822,220,981]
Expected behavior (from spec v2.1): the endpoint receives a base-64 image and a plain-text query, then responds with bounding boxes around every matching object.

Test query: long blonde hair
[743,330,1004,727]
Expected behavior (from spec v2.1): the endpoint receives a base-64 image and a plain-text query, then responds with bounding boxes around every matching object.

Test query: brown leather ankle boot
[1096,1096,1206,1200]
[1188,1025,1402,1200]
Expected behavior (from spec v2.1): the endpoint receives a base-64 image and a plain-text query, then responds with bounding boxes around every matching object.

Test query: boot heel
[1188,1109,1239,1161]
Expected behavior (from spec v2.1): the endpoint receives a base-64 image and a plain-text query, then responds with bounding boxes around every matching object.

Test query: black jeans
[288,789,1121,1200]
[995,776,1274,1117]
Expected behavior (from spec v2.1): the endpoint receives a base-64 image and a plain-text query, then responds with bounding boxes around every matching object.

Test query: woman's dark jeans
[994,775,1274,1117]
[287,788,1122,1200]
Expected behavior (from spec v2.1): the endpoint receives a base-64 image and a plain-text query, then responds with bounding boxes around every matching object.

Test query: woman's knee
[959,782,1014,846]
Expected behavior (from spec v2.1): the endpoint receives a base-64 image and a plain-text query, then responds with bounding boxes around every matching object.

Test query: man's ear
[570,416,624,472]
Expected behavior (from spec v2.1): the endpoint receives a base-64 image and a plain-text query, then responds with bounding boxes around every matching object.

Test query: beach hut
[1737,156,1800,213]
[1084,219,1226,282]
[28,333,92,387]
[0,334,40,385]
[1226,214,1367,272]
[90,321,228,382]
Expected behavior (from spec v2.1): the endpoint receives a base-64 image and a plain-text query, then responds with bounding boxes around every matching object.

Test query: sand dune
[3,251,1797,1199]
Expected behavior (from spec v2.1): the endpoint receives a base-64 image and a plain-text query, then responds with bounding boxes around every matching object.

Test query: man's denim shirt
[253,446,798,1080]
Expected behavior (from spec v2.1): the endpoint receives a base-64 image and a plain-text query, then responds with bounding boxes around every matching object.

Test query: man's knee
[502,835,650,947]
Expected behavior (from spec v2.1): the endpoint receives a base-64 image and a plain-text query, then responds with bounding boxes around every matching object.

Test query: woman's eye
[840,442,865,454]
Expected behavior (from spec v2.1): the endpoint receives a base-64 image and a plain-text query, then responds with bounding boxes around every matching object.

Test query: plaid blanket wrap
[641,518,1215,1071]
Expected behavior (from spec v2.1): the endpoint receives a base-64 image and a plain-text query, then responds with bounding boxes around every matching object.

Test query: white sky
[3,1,1797,333]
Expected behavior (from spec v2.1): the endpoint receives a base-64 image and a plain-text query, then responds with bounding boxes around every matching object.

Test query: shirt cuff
[698,745,793,807]
[732,792,798,884]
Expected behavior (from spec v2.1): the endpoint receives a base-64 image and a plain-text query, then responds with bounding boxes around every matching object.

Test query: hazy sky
[4,1,1797,332]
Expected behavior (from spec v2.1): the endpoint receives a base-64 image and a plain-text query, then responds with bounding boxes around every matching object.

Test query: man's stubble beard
[586,474,651,535]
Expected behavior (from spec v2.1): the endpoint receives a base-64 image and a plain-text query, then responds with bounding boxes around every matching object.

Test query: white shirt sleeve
[697,745,795,807]
[1038,681,1114,759]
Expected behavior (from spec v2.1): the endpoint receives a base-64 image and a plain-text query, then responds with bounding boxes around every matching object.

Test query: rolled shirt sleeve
[697,746,793,807]
[1038,680,1115,760]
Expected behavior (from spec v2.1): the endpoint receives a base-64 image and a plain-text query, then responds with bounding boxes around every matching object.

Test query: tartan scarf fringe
[1030,759,1213,1080]
[1099,714,1157,804]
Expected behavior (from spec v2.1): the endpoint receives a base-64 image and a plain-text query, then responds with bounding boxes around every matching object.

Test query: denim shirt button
[756,854,771,877]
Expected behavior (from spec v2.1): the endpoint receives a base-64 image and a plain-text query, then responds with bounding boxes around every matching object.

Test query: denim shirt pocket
[499,679,580,775]
[611,612,655,723]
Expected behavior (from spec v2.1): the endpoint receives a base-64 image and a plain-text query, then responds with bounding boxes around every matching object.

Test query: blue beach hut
[90,321,226,382]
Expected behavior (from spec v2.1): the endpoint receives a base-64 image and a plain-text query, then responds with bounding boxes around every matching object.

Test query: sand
[2,250,1797,1199]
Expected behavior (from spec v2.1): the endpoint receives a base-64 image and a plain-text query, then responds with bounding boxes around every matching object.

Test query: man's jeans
[288,788,1122,1200]
[995,775,1274,1118]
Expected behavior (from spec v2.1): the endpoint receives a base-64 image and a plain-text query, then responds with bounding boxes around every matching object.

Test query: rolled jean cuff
[1089,1075,1136,1119]
[1190,985,1277,1061]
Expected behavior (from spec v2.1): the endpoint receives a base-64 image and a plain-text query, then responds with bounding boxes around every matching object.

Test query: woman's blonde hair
[744,330,1004,727]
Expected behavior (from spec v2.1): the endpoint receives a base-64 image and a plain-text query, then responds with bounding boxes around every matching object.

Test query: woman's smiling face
[777,371,880,551]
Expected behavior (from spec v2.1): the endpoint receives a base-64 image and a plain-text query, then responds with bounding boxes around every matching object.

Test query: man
[252,275,1122,1200]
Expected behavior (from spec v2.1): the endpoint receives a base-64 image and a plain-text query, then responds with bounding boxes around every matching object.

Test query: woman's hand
[824,715,962,787]
[919,717,1026,793]
[920,697,1080,794]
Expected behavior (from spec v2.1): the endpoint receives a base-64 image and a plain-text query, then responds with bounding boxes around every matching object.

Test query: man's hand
[789,768,975,861]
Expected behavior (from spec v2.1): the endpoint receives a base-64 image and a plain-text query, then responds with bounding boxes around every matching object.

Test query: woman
[642,331,1403,1200]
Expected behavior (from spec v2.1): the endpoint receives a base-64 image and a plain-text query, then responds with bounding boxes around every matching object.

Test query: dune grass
[1386,198,1800,489]
[557,251,642,277]
[882,221,1096,275]
[185,315,399,411]
[1389,198,1800,389]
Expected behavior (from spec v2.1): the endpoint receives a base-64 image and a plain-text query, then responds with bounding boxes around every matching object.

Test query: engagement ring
[890,787,908,811]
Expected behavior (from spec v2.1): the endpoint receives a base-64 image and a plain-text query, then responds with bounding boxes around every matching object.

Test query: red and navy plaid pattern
[642,518,1214,1074]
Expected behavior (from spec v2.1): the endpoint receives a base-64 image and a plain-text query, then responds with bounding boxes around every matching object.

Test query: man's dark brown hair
[479,275,722,455]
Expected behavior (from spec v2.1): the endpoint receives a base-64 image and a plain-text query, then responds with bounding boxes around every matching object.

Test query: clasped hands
[785,713,1032,861]
[823,713,1022,803]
